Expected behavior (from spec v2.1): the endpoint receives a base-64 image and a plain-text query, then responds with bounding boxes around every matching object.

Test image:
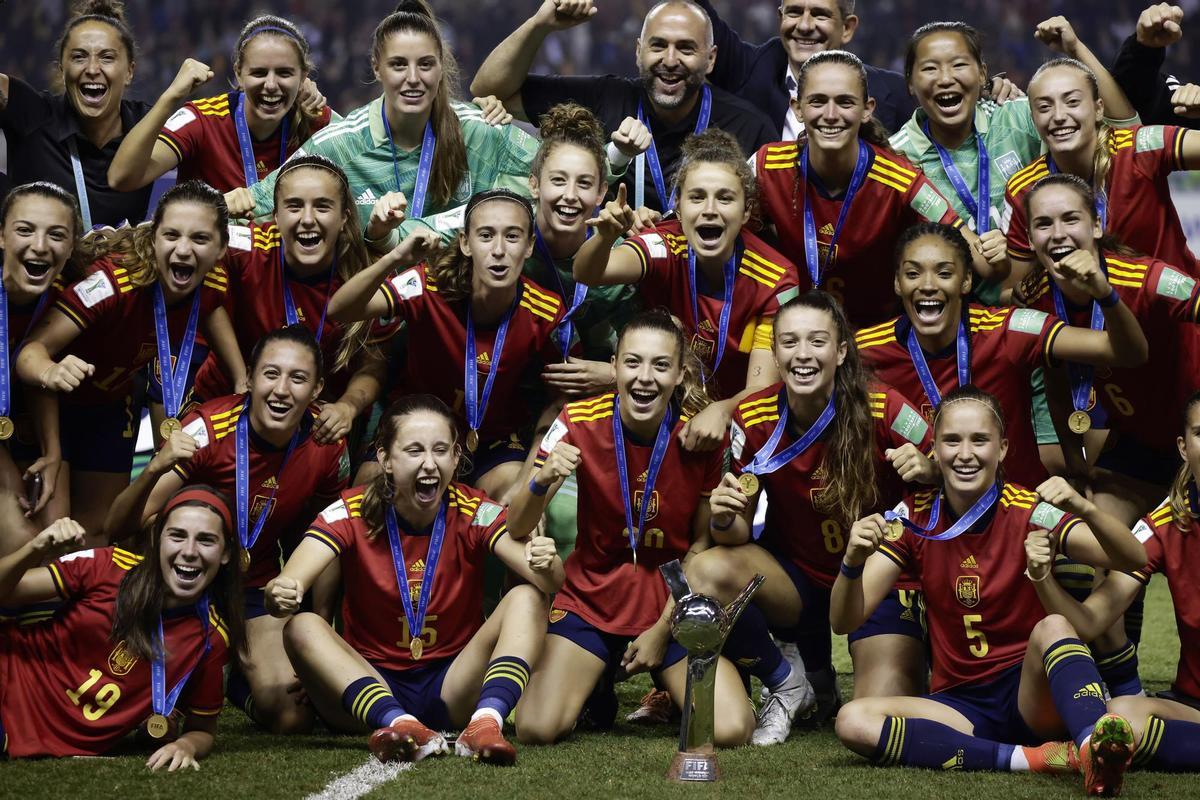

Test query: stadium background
[1,2,1197,798]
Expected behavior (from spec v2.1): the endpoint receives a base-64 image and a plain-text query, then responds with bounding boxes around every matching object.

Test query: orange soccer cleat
[625,689,677,725]
[1081,714,1135,797]
[368,717,449,764]
[1023,740,1080,774]
[454,715,518,766]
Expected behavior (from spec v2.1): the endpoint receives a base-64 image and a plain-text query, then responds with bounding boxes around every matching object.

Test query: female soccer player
[831,386,1146,795]
[190,155,385,446]
[108,15,333,194]
[686,291,935,746]
[329,189,566,504]
[509,311,738,745]
[229,0,538,247]
[1021,391,1200,775]
[15,181,241,539]
[265,395,562,765]
[0,486,244,766]
[0,183,90,548]
[857,221,1148,489]
[0,0,154,228]
[751,50,1005,328]
[574,128,799,449]
[102,325,349,735]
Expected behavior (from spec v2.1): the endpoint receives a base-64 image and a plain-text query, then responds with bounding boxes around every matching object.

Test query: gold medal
[409,636,424,660]
[0,416,13,441]
[885,519,904,542]
[146,713,170,739]
[738,473,759,496]
[1068,410,1091,434]
[240,548,251,573]
[466,429,479,453]
[160,417,182,438]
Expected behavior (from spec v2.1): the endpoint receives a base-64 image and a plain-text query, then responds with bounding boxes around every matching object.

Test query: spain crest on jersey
[108,640,139,676]
[956,575,981,608]
[689,334,715,364]
[633,490,660,521]
[251,495,277,526]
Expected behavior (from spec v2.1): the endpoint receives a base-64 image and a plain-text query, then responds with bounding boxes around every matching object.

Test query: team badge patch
[164,107,196,132]
[473,501,502,528]
[689,335,715,363]
[74,271,115,309]
[1135,126,1165,153]
[641,233,668,260]
[994,150,1022,180]
[548,608,568,624]
[108,640,139,676]
[1030,501,1066,530]
[633,490,660,521]
[390,268,424,301]
[775,286,799,305]
[891,405,929,444]
[910,184,949,221]
[955,575,981,608]
[729,422,746,461]
[1155,267,1195,302]
[540,418,569,453]
[1008,308,1049,335]
[1132,519,1155,544]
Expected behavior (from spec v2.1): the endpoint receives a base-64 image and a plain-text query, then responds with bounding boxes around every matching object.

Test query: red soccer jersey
[730,382,931,588]
[192,223,349,401]
[619,220,800,399]
[1131,502,1200,699]
[172,394,350,588]
[304,483,510,672]
[878,483,1081,693]
[5,279,62,443]
[1022,253,1200,452]
[1004,125,1197,275]
[534,393,723,636]
[754,140,963,327]
[0,547,228,757]
[856,305,1065,487]
[51,257,229,406]
[157,92,334,193]
[379,265,567,442]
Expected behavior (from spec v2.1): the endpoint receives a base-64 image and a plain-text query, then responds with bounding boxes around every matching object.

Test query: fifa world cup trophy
[659,559,764,782]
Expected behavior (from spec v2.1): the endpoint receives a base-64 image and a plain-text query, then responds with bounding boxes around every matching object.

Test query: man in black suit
[695,0,913,136]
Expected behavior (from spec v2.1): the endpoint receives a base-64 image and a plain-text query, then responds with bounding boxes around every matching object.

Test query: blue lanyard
[923,119,990,232]
[744,388,837,478]
[885,482,1000,541]
[800,140,870,286]
[235,401,299,558]
[905,318,970,409]
[1046,157,1108,229]
[533,227,588,360]
[66,138,94,230]
[0,276,10,419]
[233,92,290,187]
[464,290,519,438]
[381,105,436,219]
[687,245,737,378]
[635,85,712,211]
[150,596,211,719]
[1049,280,1106,419]
[385,502,447,650]
[279,248,336,343]
[611,393,674,563]
[152,285,201,421]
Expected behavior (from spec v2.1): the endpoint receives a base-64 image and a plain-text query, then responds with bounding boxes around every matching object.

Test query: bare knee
[1030,614,1079,650]
[282,612,331,663]
[499,583,549,618]
[515,709,571,745]
[714,707,755,748]
[834,699,883,756]
[685,547,745,602]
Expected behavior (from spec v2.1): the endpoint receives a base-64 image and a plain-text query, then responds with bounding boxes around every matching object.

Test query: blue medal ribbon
[1046,157,1108,229]
[233,91,290,187]
[385,502,447,653]
[905,318,970,409]
[743,388,837,478]
[235,400,299,560]
[922,119,990,232]
[611,393,674,564]
[884,482,1000,542]
[152,285,202,422]
[1049,279,1105,423]
[381,105,436,219]
[279,248,337,342]
[464,290,519,441]
[533,227,588,360]
[687,245,737,377]
[635,85,712,211]
[150,595,211,721]
[800,140,870,287]
[0,289,53,422]
[66,139,94,230]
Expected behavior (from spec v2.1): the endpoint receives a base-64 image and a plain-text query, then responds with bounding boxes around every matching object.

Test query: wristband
[839,561,864,579]
[606,142,633,169]
[1024,567,1051,583]
[528,477,549,497]
[1098,288,1121,308]
[710,515,735,532]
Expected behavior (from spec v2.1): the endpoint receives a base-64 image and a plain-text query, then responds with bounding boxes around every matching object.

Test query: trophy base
[667,750,720,782]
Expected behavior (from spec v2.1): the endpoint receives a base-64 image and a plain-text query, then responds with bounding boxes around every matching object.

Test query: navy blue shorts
[547,608,687,673]
[1095,434,1179,488]
[927,663,1041,745]
[145,344,208,409]
[60,396,138,474]
[462,434,530,484]
[375,658,455,731]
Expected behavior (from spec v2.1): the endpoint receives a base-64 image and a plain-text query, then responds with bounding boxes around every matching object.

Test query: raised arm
[1044,251,1149,368]
[103,437,193,540]
[15,309,92,392]
[327,228,441,323]
[492,529,565,594]
[0,519,86,605]
[1036,477,1147,570]
[1111,4,1188,125]
[575,184,644,285]
[507,440,580,541]
[1036,16,1138,122]
[265,536,338,618]
[830,514,903,634]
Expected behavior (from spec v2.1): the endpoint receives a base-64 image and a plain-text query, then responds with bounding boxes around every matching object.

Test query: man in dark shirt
[1112,3,1200,128]
[470,0,776,212]
[694,0,913,137]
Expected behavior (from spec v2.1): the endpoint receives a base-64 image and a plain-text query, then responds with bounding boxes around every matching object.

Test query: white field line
[303,758,413,800]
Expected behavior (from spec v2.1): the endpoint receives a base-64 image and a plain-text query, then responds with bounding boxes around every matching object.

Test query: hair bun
[71,0,127,22]
[392,0,435,17]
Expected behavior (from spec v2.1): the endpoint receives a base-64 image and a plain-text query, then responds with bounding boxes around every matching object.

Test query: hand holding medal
[842,514,889,569]
[709,473,751,534]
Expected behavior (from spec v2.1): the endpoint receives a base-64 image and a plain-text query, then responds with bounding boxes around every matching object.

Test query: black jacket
[1111,34,1198,129]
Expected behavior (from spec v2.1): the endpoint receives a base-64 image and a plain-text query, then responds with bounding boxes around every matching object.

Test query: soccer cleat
[625,689,678,725]
[1081,714,1135,796]
[368,717,449,764]
[751,676,816,746]
[1024,740,1080,774]
[455,716,517,766]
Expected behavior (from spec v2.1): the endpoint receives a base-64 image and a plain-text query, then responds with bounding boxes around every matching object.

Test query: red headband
[162,487,235,537]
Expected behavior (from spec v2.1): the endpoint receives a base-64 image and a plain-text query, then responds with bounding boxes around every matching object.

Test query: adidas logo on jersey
[819,222,835,236]
[476,351,491,366]
[255,160,267,173]
[356,188,378,206]
[637,469,649,483]
[1074,682,1107,701]
[409,558,425,572]
[699,319,716,334]
[262,476,279,489]
[960,555,978,569]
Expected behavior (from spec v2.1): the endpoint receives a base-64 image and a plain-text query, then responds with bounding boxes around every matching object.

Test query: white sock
[1009,747,1030,771]
[471,707,503,727]
[385,713,418,727]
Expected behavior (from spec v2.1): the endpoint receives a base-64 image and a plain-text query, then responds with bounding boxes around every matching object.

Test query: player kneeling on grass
[1020,389,1200,775]
[0,487,245,769]
[265,395,563,766]
[831,386,1147,797]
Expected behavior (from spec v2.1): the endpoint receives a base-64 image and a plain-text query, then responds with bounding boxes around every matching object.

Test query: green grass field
[3,576,1192,799]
